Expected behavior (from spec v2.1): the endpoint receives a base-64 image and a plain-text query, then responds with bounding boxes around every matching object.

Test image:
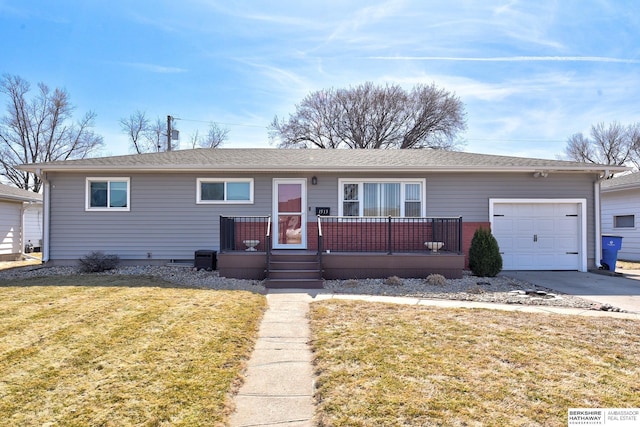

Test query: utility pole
[167,115,172,151]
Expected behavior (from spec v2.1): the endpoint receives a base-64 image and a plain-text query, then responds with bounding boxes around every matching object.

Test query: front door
[273,179,306,249]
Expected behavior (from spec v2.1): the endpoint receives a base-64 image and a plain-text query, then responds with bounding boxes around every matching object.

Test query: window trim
[196,178,254,204]
[85,177,131,212]
[337,178,426,217]
[613,214,635,229]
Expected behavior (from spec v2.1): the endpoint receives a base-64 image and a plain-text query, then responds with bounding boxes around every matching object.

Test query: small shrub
[425,274,447,286]
[468,228,503,277]
[78,251,120,273]
[384,276,403,286]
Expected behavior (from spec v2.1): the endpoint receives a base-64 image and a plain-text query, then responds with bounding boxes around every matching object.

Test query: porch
[217,216,466,284]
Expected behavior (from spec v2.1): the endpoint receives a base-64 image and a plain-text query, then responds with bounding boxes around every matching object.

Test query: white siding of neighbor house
[24,205,43,249]
[45,171,599,265]
[601,188,640,261]
[0,200,21,256]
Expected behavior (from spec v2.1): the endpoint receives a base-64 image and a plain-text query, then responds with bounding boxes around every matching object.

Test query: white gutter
[594,171,609,269]
[20,202,26,256]
[42,177,50,263]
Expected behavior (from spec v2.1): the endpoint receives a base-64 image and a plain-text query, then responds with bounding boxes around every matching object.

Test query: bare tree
[122,113,227,152]
[120,110,151,154]
[120,112,172,153]
[193,122,228,148]
[628,123,640,170]
[269,82,466,150]
[0,74,103,192]
[187,129,201,149]
[147,117,167,152]
[564,122,639,168]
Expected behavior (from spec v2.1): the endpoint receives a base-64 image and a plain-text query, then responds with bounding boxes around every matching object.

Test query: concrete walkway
[229,283,640,426]
[229,291,316,427]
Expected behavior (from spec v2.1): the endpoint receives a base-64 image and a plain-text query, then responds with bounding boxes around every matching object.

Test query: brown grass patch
[310,300,640,426]
[617,260,640,270]
[0,275,266,426]
[0,254,42,271]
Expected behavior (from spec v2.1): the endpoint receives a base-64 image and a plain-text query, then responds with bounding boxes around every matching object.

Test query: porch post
[387,216,392,254]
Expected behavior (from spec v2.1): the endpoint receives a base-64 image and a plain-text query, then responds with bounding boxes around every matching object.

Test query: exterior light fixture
[311,176,318,185]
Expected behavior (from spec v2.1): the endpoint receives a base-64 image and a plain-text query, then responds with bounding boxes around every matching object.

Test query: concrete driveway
[505,270,640,314]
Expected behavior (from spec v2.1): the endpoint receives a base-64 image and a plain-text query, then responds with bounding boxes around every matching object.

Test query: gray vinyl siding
[424,172,596,221]
[46,171,599,265]
[48,172,274,262]
[601,188,640,261]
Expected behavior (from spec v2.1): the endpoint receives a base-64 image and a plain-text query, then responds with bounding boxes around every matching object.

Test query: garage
[490,199,586,271]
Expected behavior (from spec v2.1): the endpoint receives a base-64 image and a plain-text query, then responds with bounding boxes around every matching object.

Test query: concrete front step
[264,278,324,289]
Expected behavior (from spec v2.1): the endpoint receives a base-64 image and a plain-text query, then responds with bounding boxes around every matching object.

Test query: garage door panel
[534,237,555,251]
[514,219,534,233]
[492,202,581,271]
[493,219,514,234]
[535,219,555,234]
[509,253,537,270]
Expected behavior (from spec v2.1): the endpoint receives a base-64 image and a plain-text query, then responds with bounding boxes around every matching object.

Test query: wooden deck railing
[316,216,463,254]
[220,216,271,252]
[220,215,462,255]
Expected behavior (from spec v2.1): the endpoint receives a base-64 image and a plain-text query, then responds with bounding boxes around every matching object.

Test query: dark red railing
[220,216,271,252]
[316,216,463,254]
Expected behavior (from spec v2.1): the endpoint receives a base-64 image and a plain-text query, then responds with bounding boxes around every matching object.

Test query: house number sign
[316,207,330,216]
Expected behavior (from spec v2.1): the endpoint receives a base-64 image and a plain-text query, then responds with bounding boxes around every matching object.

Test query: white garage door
[492,202,581,270]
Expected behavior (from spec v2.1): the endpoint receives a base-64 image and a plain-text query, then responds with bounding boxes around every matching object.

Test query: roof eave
[601,183,640,193]
[0,194,42,203]
[18,164,630,174]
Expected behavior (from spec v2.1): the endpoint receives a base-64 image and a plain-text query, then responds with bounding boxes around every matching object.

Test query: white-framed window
[85,177,130,211]
[614,214,635,228]
[338,179,425,217]
[197,178,254,204]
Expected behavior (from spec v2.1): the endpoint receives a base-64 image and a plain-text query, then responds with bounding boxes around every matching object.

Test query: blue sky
[2,0,639,159]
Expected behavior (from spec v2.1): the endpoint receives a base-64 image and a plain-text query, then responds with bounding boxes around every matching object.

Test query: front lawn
[0,275,266,426]
[310,300,640,427]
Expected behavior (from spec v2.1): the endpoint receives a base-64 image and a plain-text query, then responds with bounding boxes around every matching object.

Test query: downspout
[39,169,50,263]
[594,170,608,269]
[43,182,49,263]
[20,202,26,257]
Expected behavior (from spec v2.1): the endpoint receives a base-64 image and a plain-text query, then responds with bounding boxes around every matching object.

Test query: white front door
[273,179,307,249]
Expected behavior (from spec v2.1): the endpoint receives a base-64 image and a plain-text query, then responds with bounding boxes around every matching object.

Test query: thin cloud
[367,56,640,64]
[119,62,188,73]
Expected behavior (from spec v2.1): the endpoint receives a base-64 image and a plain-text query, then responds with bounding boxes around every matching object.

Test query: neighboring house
[0,183,43,261]
[19,148,626,284]
[601,172,640,261]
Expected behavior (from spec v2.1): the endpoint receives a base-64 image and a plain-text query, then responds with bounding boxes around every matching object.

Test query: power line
[173,117,266,129]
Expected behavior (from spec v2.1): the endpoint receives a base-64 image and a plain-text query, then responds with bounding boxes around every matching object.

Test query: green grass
[310,300,640,427]
[0,275,266,426]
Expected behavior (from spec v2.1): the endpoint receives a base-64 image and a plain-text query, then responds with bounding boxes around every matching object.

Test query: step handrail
[317,215,324,278]
[266,216,272,278]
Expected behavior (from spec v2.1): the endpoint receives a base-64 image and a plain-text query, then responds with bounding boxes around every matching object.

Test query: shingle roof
[0,183,42,203]
[18,148,629,174]
[601,172,640,191]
